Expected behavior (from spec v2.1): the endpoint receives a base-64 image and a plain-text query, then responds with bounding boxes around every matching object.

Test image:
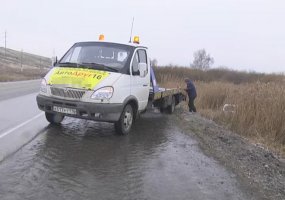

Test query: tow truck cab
[37,37,151,134]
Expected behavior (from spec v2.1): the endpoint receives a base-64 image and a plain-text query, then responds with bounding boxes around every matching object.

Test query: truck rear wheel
[167,96,176,114]
[45,112,64,125]
[115,104,133,135]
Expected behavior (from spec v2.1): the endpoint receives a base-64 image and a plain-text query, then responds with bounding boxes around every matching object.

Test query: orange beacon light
[133,36,140,44]
[99,34,105,41]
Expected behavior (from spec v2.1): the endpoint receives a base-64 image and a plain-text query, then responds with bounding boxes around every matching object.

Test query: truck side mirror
[138,63,147,77]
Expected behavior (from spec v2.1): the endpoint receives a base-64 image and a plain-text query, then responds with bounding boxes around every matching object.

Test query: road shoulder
[175,110,285,200]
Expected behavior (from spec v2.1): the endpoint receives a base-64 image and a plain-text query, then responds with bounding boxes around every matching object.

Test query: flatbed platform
[153,88,187,100]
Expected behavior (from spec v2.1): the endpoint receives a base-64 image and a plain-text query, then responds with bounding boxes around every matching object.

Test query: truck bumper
[36,95,123,122]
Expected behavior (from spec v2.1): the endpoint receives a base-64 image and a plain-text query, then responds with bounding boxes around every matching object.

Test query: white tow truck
[37,36,186,134]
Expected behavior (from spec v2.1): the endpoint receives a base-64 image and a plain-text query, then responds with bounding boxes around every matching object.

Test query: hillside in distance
[0,47,51,81]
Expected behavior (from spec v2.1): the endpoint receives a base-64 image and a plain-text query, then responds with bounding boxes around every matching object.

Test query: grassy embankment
[0,47,51,81]
[154,66,285,155]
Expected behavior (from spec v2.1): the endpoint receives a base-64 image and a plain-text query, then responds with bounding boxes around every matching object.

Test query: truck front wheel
[115,104,134,135]
[45,112,64,125]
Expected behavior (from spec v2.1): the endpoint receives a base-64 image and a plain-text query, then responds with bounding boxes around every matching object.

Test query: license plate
[53,106,77,115]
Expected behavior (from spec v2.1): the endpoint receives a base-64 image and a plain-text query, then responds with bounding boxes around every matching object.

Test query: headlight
[91,87,114,100]
[40,78,47,93]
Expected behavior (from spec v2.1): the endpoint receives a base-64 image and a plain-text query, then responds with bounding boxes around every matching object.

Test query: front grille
[50,87,86,100]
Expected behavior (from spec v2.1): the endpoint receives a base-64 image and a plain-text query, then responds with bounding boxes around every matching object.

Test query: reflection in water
[0,112,170,200]
[39,113,169,200]
[0,112,251,200]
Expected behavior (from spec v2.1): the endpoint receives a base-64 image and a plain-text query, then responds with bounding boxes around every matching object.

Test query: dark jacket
[186,80,197,99]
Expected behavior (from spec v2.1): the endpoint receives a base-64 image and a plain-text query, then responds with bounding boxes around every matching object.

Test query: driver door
[130,49,150,111]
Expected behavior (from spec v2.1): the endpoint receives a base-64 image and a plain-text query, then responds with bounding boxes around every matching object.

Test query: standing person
[185,78,197,112]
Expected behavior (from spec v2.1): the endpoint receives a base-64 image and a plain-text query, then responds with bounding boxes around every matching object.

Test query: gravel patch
[175,110,285,200]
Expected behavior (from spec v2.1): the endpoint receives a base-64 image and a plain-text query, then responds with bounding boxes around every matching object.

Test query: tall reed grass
[154,66,285,155]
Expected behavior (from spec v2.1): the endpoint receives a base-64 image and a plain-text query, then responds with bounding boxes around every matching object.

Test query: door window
[132,49,148,76]
[132,52,139,75]
[138,50,147,64]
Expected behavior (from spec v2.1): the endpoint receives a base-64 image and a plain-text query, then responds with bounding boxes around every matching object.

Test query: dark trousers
[188,97,196,112]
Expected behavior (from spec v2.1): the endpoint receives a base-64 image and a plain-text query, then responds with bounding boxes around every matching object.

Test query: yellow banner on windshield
[48,67,110,90]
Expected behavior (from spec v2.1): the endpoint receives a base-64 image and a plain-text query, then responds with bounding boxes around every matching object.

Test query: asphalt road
[0,80,256,200]
[0,79,41,101]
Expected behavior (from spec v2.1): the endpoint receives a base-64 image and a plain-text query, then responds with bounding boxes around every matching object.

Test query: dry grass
[154,66,285,84]
[154,66,285,155]
[0,65,49,82]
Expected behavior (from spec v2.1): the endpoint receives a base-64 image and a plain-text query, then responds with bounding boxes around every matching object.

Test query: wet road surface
[0,80,48,160]
[0,80,255,199]
[0,111,254,200]
[0,93,42,133]
[0,79,40,101]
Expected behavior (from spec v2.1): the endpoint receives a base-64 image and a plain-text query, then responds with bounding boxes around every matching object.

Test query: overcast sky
[0,0,284,73]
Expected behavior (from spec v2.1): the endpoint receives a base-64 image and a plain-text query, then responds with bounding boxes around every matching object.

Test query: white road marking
[0,112,44,139]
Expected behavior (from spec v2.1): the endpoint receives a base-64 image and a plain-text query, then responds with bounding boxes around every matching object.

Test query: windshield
[59,42,133,72]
